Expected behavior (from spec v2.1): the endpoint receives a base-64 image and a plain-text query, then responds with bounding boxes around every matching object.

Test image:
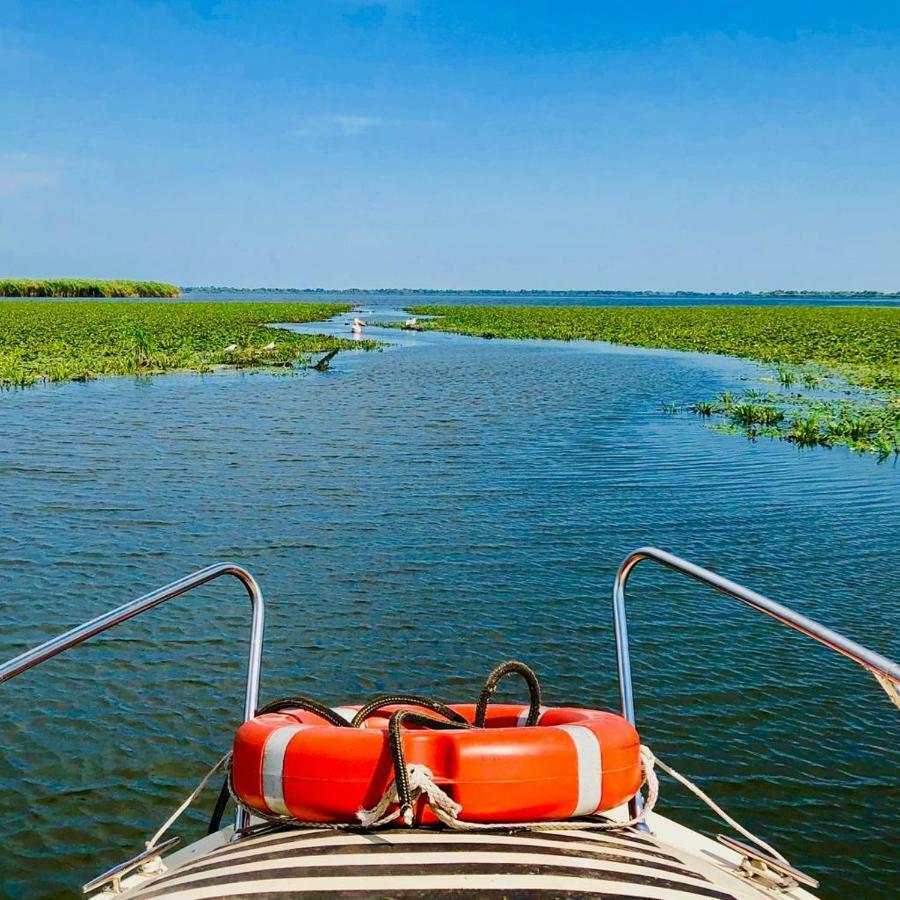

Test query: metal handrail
[613,546,900,818]
[0,562,265,831]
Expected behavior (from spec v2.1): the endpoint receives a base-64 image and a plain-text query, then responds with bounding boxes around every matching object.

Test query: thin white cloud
[0,171,56,196]
[333,114,381,136]
[292,114,383,138]
[0,152,65,194]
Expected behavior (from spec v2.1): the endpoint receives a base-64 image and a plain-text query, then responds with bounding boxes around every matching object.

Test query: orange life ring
[232,703,641,824]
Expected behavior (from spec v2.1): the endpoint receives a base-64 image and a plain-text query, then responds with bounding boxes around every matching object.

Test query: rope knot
[357,764,461,828]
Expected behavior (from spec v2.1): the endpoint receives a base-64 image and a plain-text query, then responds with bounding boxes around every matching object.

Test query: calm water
[0,307,898,898]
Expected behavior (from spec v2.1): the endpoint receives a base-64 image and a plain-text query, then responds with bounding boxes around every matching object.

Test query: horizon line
[181,286,900,298]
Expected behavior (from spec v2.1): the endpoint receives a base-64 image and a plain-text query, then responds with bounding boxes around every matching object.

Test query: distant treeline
[184,286,900,299]
[1,279,180,298]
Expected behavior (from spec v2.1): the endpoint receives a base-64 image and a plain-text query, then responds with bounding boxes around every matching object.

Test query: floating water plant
[406,305,900,391]
[686,392,899,457]
[0,301,367,388]
[692,401,716,417]
[730,403,785,427]
[788,415,823,448]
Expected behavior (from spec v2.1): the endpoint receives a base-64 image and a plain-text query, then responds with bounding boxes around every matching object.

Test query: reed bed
[0,279,181,298]
[408,304,900,456]
[0,301,362,388]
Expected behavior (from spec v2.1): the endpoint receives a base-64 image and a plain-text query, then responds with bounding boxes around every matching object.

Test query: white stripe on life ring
[516,705,548,727]
[558,723,603,816]
[332,706,357,723]
[261,726,303,816]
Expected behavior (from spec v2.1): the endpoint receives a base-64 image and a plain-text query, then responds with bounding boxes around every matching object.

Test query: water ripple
[0,317,897,898]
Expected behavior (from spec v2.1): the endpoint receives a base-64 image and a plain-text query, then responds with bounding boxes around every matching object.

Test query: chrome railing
[0,562,265,831]
[3,551,897,837]
[613,546,900,818]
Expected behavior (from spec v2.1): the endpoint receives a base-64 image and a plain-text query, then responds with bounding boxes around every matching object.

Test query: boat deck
[121,815,814,900]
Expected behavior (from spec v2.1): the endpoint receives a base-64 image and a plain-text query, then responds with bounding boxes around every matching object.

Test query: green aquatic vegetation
[773,363,831,392]
[788,415,824,448]
[710,422,745,437]
[826,411,873,443]
[823,402,900,454]
[777,367,797,387]
[0,279,180,298]
[689,392,900,457]
[0,301,365,388]
[127,323,154,366]
[801,368,825,388]
[409,303,900,457]
[407,304,900,391]
[730,403,784,427]
[871,432,898,458]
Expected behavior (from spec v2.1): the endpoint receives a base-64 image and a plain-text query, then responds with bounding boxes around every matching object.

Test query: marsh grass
[0,279,180,298]
[688,392,900,457]
[788,415,824,448]
[730,403,785,427]
[0,301,366,388]
[692,401,716,417]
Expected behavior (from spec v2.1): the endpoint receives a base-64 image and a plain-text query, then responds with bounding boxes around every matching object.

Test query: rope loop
[351,694,468,728]
[256,696,352,728]
[474,660,542,727]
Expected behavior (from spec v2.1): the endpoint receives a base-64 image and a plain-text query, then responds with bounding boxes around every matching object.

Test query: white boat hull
[107,813,818,900]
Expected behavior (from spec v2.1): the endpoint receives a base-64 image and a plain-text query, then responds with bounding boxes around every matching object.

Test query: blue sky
[2,1,900,290]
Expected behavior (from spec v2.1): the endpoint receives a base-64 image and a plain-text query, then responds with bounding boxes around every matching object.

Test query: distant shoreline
[183,286,900,299]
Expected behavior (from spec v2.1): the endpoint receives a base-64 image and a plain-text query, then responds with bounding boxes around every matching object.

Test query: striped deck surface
[129,826,743,899]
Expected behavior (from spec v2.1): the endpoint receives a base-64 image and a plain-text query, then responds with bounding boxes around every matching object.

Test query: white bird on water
[405,317,418,327]
[224,343,237,352]
[262,341,276,351]
[351,317,367,334]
